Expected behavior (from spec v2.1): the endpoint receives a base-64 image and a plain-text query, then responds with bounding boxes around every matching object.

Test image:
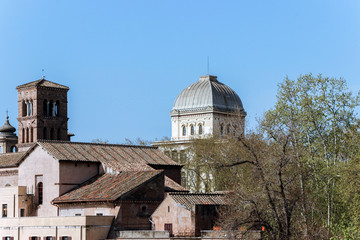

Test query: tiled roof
[53,171,163,204]
[36,140,180,172]
[0,152,26,168]
[170,193,227,210]
[16,79,69,90]
[165,176,189,192]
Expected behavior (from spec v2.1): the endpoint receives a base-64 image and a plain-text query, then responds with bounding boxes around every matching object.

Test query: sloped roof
[170,193,227,210]
[53,171,163,204]
[16,79,69,90]
[36,140,180,172]
[165,176,189,192]
[0,152,26,168]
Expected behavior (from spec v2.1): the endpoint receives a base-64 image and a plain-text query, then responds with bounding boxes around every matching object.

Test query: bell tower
[16,78,70,151]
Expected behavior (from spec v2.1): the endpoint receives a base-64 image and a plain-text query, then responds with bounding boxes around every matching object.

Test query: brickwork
[16,79,70,151]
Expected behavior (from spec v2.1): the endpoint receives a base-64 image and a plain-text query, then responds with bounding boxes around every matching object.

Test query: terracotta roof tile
[165,176,189,192]
[53,171,163,204]
[16,79,69,90]
[169,193,227,210]
[0,152,26,168]
[37,140,180,172]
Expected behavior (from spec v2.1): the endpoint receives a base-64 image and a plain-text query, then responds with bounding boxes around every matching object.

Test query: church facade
[0,79,187,239]
[0,78,235,240]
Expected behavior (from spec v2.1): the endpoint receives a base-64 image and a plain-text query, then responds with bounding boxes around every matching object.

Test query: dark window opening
[190,125,194,135]
[30,127,33,143]
[182,126,186,136]
[220,124,224,135]
[26,128,29,143]
[22,101,27,117]
[96,213,103,216]
[20,208,25,217]
[50,128,54,140]
[38,182,43,205]
[199,124,203,135]
[75,213,81,216]
[43,99,48,116]
[57,128,61,140]
[55,100,60,116]
[43,127,47,140]
[11,146,17,152]
[227,124,230,134]
[49,100,54,117]
[2,204,7,217]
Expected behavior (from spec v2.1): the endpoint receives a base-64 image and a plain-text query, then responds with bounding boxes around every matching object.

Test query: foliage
[212,74,360,239]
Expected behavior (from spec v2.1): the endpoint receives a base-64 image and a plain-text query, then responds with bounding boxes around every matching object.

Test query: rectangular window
[75,213,81,216]
[61,237,71,240]
[2,204,7,217]
[96,213,103,216]
[20,208,25,217]
[30,237,40,240]
[45,237,55,240]
[3,237,14,240]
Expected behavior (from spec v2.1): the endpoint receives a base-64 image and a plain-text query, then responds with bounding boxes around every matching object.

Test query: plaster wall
[59,161,99,194]
[0,168,18,187]
[0,216,113,240]
[0,186,31,218]
[59,203,117,216]
[152,196,194,237]
[18,147,60,217]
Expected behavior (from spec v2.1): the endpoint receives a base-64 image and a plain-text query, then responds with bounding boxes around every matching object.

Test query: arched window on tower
[190,125,195,135]
[37,182,43,205]
[43,100,48,116]
[220,124,224,135]
[49,100,54,117]
[55,101,60,116]
[198,124,203,135]
[11,146,17,152]
[26,128,29,143]
[22,128,25,143]
[22,101,27,117]
[50,128,54,140]
[43,127,47,140]
[57,128,61,140]
[30,127,33,142]
[182,126,186,136]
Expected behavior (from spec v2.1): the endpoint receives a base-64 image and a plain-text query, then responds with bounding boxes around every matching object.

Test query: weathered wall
[18,146,60,217]
[59,203,117,217]
[0,216,113,240]
[152,196,194,237]
[0,168,18,187]
[59,161,99,194]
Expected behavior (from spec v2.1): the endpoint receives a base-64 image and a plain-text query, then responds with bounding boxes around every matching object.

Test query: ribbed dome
[171,75,244,114]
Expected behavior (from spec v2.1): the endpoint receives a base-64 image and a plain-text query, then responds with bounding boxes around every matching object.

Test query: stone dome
[0,116,17,138]
[171,75,244,114]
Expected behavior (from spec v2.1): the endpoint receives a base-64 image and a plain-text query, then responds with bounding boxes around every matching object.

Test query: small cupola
[0,115,16,137]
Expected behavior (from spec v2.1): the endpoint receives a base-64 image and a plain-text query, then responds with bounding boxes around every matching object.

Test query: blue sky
[0,0,359,143]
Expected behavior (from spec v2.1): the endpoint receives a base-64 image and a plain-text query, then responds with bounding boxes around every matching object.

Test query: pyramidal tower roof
[16,78,69,90]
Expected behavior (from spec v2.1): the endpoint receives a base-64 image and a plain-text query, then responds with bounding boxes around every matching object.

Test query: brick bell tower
[16,78,70,151]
